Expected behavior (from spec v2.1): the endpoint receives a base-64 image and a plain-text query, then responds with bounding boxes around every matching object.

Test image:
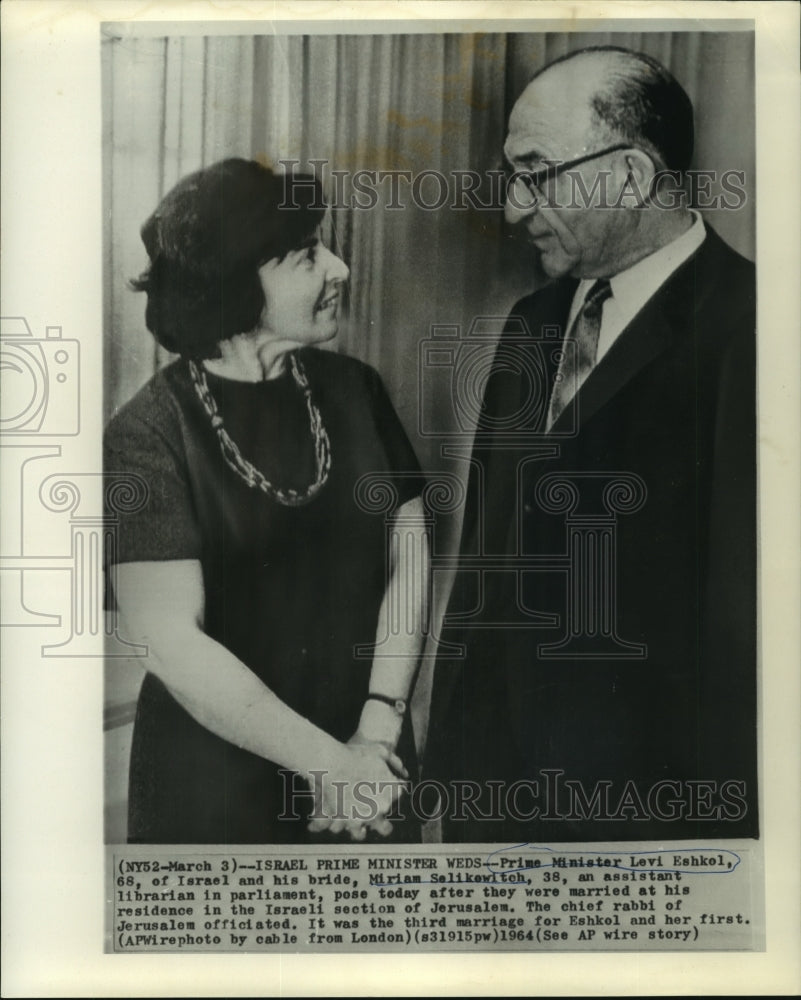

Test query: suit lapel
[548,232,721,435]
[553,295,675,433]
[512,278,577,432]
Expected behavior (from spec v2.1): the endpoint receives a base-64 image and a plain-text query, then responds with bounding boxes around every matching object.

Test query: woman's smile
[315,287,341,313]
[258,234,350,346]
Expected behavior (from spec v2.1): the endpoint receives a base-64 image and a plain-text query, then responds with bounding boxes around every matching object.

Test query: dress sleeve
[104,400,202,565]
[364,365,427,508]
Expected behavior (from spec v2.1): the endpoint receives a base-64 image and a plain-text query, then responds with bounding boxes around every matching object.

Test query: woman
[105,158,428,844]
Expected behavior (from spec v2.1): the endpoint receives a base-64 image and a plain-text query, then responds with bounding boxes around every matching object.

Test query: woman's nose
[321,245,349,283]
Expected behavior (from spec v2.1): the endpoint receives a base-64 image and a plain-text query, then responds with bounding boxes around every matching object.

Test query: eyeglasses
[507,142,634,207]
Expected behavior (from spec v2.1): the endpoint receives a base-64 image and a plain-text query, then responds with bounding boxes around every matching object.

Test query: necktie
[547,278,612,429]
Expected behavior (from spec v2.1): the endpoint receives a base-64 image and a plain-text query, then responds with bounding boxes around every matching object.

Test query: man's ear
[612,149,657,208]
[623,149,657,208]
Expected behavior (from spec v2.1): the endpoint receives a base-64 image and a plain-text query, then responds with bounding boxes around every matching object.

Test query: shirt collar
[571,211,706,322]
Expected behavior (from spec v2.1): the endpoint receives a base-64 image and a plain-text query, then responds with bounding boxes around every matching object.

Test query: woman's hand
[347,729,409,778]
[306,739,409,841]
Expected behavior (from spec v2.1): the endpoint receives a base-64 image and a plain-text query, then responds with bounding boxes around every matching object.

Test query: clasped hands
[306,730,410,841]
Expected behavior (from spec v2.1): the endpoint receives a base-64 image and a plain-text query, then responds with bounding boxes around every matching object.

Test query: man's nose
[504,179,538,225]
[321,245,350,283]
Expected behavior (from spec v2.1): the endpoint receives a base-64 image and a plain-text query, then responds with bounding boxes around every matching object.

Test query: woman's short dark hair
[131,158,325,359]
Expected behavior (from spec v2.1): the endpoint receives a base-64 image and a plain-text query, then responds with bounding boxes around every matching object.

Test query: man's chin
[538,251,577,279]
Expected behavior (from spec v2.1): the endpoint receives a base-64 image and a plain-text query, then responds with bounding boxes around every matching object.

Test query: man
[425,46,757,842]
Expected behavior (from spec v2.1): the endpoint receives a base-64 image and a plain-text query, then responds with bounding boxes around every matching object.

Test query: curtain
[103,28,755,433]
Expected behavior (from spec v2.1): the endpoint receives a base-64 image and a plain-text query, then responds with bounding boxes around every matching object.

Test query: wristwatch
[366,693,408,717]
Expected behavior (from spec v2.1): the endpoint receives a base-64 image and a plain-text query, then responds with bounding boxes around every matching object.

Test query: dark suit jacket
[426,225,758,841]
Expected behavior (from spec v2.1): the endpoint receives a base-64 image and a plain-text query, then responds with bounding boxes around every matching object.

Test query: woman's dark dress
[104,348,424,844]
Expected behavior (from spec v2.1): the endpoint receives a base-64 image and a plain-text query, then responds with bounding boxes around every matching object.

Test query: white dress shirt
[566,211,707,365]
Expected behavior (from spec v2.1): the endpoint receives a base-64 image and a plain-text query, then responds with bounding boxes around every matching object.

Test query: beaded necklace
[189,354,331,507]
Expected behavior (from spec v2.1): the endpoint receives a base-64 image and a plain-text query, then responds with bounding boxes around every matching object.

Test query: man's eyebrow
[504,148,548,168]
[296,235,319,250]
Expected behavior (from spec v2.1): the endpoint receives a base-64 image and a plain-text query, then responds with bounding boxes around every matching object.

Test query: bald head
[506,56,606,165]
[514,46,694,172]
